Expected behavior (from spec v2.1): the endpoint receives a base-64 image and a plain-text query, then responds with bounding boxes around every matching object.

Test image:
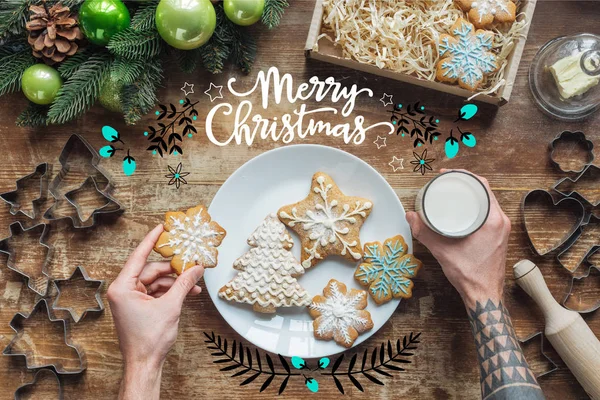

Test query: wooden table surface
[0,1,599,399]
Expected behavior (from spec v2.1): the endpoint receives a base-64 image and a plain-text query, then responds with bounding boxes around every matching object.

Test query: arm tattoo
[467,299,546,400]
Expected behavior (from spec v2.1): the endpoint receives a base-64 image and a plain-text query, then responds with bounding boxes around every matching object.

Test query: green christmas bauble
[79,0,131,46]
[224,0,265,26]
[156,0,216,50]
[21,64,63,105]
[99,75,124,113]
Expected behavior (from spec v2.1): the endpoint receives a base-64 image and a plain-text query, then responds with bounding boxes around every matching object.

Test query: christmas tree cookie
[436,18,499,91]
[218,214,312,313]
[354,235,423,304]
[154,205,226,275]
[309,279,374,348]
[278,172,373,269]
[455,0,517,29]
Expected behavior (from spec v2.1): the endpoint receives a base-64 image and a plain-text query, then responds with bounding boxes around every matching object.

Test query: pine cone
[26,1,84,65]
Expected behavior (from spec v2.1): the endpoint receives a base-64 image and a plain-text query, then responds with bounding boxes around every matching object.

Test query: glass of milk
[414,171,490,238]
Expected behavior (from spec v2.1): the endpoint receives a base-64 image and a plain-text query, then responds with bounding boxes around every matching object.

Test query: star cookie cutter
[0,163,50,219]
[0,222,53,296]
[522,189,586,256]
[43,134,123,228]
[518,332,558,378]
[3,298,87,375]
[549,131,595,174]
[52,265,105,323]
[14,368,63,400]
[553,164,600,208]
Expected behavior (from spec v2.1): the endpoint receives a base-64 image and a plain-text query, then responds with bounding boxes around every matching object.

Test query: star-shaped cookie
[278,172,373,269]
[455,0,517,29]
[154,204,226,274]
[354,235,422,304]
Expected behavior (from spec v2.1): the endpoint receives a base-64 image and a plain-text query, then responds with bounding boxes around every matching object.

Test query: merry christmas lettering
[205,67,394,146]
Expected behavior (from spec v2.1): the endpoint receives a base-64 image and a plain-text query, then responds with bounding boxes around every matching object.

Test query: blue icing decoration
[439,19,497,89]
[355,236,421,302]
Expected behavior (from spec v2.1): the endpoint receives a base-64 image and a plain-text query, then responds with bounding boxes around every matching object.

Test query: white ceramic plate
[205,144,411,358]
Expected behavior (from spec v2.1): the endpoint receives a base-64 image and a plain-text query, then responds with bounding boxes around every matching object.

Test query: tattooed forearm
[467,299,546,400]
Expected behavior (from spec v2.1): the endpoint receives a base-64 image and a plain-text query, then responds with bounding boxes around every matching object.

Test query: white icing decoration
[157,210,224,272]
[219,214,312,309]
[279,175,372,268]
[470,0,510,22]
[309,280,370,345]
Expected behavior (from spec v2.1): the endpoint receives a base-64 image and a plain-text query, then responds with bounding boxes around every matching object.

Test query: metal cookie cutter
[3,298,87,375]
[563,263,600,314]
[553,164,600,208]
[549,131,595,174]
[518,332,558,378]
[43,134,123,228]
[557,214,600,273]
[0,222,52,296]
[0,163,50,219]
[14,368,63,400]
[52,265,105,323]
[522,189,586,256]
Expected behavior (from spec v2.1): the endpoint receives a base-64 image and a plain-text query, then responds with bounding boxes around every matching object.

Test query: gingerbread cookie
[154,205,226,275]
[354,235,422,304]
[309,279,374,348]
[436,18,499,91]
[278,172,372,269]
[218,214,311,313]
[455,0,517,29]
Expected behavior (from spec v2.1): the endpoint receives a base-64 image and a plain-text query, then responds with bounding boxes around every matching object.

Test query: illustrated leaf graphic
[221,364,240,372]
[380,342,385,364]
[239,342,244,365]
[331,354,344,374]
[266,354,274,373]
[333,376,344,394]
[260,375,274,392]
[373,368,392,377]
[383,363,405,371]
[223,338,228,354]
[278,376,290,395]
[231,340,237,359]
[363,371,384,385]
[348,353,357,373]
[255,348,262,372]
[371,348,377,368]
[361,348,368,371]
[348,374,364,392]
[388,340,393,359]
[231,368,250,377]
[240,372,261,386]
[247,348,253,369]
[278,354,290,373]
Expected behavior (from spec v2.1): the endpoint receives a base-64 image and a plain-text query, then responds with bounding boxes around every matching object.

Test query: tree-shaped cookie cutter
[0,222,53,296]
[43,134,122,228]
[549,131,595,174]
[2,298,87,375]
[518,332,558,378]
[14,368,63,400]
[52,265,105,323]
[0,163,50,219]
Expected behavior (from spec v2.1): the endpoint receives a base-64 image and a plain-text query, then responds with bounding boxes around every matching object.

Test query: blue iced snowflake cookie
[354,235,423,304]
[436,18,499,91]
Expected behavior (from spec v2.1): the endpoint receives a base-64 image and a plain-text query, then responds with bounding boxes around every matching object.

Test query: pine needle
[111,57,146,84]
[130,0,160,31]
[16,102,48,127]
[262,0,289,29]
[107,28,163,60]
[231,29,257,74]
[177,48,201,74]
[0,49,35,96]
[47,52,112,124]
[57,47,93,79]
[122,57,163,125]
[0,0,30,40]
[199,4,234,74]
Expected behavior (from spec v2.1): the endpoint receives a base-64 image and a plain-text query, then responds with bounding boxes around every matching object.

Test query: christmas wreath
[0,0,289,127]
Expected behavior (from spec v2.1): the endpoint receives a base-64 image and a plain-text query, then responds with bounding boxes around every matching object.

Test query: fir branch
[47,52,112,124]
[0,49,35,96]
[0,0,30,40]
[130,0,160,31]
[177,49,201,74]
[262,0,289,29]
[199,4,234,74]
[122,57,162,125]
[111,57,146,84]
[59,0,86,7]
[57,47,93,79]
[231,28,257,74]
[16,102,48,127]
[107,28,163,60]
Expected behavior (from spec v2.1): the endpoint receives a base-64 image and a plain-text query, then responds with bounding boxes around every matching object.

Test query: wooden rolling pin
[514,260,600,399]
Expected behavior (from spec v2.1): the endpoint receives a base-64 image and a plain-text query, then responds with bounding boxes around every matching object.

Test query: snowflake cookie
[436,18,499,91]
[354,235,422,304]
[154,205,226,275]
[278,172,372,269]
[218,213,311,313]
[309,279,374,348]
[455,0,517,29]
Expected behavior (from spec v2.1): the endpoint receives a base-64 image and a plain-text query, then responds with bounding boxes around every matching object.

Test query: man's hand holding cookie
[108,224,205,400]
